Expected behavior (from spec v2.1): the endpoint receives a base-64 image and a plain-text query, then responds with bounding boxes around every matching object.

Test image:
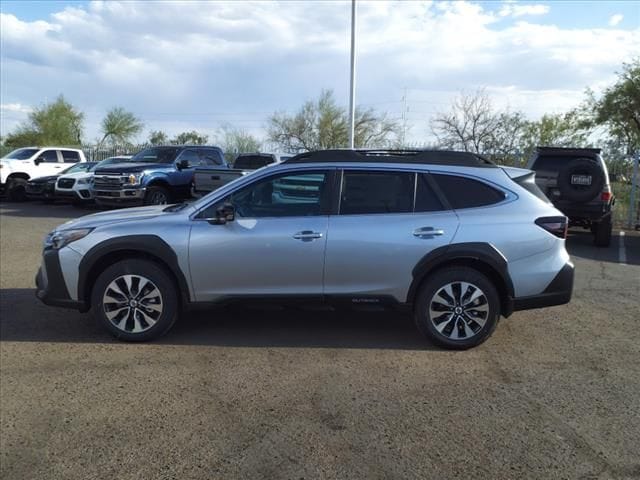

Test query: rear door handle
[293,230,323,241]
[210,175,220,180]
[413,227,445,239]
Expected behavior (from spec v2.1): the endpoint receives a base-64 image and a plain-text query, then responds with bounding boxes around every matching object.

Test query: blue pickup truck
[91,145,225,206]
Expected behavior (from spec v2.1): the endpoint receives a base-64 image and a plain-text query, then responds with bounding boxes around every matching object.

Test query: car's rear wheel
[144,186,171,205]
[594,215,612,247]
[414,267,500,350]
[91,259,179,341]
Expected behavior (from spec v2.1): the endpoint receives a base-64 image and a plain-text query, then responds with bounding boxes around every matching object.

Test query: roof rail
[282,149,496,167]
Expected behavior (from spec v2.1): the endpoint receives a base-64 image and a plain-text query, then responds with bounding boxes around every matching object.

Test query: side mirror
[177,159,190,170]
[208,203,235,225]
[34,157,42,166]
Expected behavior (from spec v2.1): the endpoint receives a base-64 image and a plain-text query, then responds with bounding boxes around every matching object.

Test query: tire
[414,267,501,350]
[144,186,172,205]
[557,158,604,203]
[91,259,179,342]
[6,178,28,202]
[594,215,612,247]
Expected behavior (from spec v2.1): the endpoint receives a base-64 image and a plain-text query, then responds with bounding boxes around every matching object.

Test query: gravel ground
[1,201,639,479]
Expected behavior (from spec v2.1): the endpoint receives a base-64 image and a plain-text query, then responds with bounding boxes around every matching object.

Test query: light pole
[348,0,357,149]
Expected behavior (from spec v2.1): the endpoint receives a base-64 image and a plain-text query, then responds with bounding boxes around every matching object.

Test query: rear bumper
[554,201,613,222]
[35,249,87,311]
[512,261,574,312]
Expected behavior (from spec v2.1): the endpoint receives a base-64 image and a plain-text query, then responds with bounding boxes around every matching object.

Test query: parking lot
[1,200,639,479]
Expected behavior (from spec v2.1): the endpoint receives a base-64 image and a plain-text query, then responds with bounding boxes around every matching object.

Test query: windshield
[129,147,179,164]
[2,148,39,160]
[62,162,96,174]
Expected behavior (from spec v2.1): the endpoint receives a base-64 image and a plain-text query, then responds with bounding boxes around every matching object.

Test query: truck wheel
[144,186,171,205]
[594,216,612,247]
[91,259,179,342]
[6,178,28,202]
[414,267,500,350]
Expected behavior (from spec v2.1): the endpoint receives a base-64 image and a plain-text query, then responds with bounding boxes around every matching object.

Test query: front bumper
[512,261,574,312]
[93,187,146,206]
[35,248,87,311]
[56,188,93,201]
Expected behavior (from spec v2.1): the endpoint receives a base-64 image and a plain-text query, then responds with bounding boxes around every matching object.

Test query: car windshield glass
[129,147,179,163]
[2,148,39,160]
[63,163,95,174]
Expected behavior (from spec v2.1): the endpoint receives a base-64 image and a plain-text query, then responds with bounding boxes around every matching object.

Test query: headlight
[77,178,88,185]
[128,172,144,185]
[44,228,93,250]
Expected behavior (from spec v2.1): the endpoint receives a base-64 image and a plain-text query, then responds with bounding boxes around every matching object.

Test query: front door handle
[293,230,323,241]
[413,227,445,239]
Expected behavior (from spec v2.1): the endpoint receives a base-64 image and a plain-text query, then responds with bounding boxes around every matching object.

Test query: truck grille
[57,178,75,189]
[93,175,125,190]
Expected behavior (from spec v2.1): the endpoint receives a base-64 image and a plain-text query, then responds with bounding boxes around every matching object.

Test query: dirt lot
[1,201,639,479]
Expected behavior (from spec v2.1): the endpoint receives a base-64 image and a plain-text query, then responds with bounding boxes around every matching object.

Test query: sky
[1,0,638,146]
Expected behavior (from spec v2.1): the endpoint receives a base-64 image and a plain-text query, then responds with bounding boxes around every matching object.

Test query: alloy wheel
[428,281,489,340]
[102,274,164,333]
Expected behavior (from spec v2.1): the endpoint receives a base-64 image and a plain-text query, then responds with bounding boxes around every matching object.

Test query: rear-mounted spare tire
[557,157,604,203]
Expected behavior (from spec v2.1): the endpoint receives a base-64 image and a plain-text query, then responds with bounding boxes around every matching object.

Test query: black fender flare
[407,242,515,315]
[77,235,191,307]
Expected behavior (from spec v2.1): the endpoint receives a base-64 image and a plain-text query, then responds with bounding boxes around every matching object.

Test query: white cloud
[499,3,550,18]
[0,1,638,144]
[608,14,624,27]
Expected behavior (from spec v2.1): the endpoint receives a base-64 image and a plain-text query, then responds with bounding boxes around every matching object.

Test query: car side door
[34,149,65,177]
[188,168,335,301]
[323,169,459,303]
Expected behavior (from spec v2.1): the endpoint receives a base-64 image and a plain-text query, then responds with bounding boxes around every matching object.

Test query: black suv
[527,147,614,247]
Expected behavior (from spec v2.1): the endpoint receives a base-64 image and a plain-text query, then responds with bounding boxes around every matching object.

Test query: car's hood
[57,205,175,231]
[28,175,59,183]
[94,163,172,174]
[60,171,93,180]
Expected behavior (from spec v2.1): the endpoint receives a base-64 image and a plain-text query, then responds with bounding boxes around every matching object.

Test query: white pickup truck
[0,147,88,201]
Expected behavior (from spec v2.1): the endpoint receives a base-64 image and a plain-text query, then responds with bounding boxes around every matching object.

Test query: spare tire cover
[557,157,604,203]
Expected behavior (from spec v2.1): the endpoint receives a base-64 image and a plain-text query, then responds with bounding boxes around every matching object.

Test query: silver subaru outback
[35,150,574,349]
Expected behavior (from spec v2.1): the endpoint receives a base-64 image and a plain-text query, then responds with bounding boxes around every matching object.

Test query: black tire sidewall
[91,259,179,341]
[414,267,501,350]
[594,216,612,247]
[7,179,28,202]
[557,158,605,203]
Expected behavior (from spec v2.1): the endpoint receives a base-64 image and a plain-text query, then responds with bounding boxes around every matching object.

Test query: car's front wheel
[91,259,179,341]
[414,267,500,350]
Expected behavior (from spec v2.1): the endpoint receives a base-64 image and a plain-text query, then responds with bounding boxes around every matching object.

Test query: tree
[519,111,589,160]
[148,130,169,145]
[267,89,399,152]
[591,59,640,155]
[218,126,262,154]
[99,107,143,147]
[4,95,84,148]
[430,90,500,153]
[172,130,209,145]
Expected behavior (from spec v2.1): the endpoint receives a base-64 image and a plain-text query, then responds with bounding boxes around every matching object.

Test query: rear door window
[200,149,224,166]
[61,150,81,163]
[432,174,505,209]
[415,174,445,212]
[339,171,414,215]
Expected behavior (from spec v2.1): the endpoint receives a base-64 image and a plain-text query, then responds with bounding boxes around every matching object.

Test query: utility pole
[628,151,639,228]
[348,0,357,149]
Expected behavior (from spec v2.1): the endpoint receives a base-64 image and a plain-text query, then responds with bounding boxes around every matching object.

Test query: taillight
[601,191,612,202]
[535,216,568,239]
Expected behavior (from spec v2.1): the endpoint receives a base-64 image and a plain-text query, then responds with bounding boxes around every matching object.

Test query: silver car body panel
[46,160,570,307]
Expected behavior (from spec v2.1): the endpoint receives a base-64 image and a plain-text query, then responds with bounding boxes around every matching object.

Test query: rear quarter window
[432,174,505,209]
